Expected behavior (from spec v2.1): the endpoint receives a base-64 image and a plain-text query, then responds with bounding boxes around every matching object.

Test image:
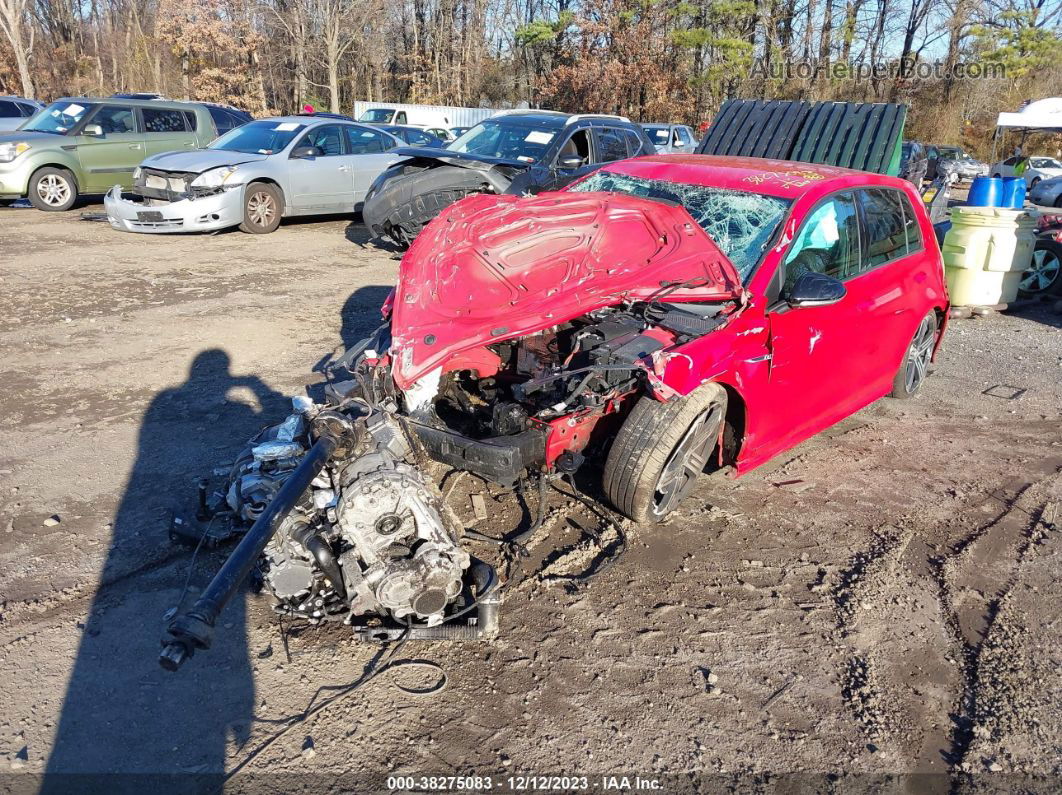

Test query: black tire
[1055,194,1062,209]
[239,182,282,234]
[1029,177,1041,188]
[889,311,937,399]
[603,383,727,523]
[27,167,78,211]
[366,165,491,248]
[1019,239,1062,297]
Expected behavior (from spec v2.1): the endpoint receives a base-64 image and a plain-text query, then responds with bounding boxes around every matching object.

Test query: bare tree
[0,0,35,96]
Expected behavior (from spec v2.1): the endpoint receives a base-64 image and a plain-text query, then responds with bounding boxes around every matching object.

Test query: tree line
[1,0,1059,156]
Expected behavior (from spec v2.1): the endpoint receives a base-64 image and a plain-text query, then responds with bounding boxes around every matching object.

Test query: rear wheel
[889,311,937,399]
[28,167,78,211]
[603,383,727,523]
[1019,240,1062,297]
[239,182,282,234]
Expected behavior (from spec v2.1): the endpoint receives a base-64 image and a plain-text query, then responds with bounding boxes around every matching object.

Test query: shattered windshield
[208,120,305,155]
[569,171,792,282]
[449,119,558,162]
[23,101,95,134]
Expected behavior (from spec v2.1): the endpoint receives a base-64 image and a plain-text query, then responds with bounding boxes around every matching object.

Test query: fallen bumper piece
[104,185,243,234]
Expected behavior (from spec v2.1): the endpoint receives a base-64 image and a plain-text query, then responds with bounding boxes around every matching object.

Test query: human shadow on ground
[43,349,287,790]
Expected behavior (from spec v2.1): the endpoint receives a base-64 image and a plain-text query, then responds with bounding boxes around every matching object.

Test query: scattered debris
[470,493,489,522]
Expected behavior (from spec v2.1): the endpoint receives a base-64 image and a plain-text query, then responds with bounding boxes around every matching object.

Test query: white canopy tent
[993,98,1062,159]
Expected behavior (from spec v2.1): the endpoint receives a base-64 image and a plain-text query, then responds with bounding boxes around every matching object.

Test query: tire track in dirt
[929,468,1062,777]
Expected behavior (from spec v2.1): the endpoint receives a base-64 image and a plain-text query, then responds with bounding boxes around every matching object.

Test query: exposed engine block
[227,404,470,628]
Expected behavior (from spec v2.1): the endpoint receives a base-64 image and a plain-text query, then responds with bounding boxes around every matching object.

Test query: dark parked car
[0,95,43,132]
[377,124,446,148]
[899,141,928,186]
[361,110,657,246]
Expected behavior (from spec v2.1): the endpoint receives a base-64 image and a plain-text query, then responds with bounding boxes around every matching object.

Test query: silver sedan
[105,116,404,233]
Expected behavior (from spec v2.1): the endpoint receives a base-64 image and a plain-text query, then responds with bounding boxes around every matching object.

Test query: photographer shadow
[44,350,287,789]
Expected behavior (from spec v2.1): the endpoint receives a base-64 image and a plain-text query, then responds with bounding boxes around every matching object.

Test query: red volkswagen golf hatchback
[351,154,949,522]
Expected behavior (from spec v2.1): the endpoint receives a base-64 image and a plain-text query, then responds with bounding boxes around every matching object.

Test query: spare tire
[363,165,493,248]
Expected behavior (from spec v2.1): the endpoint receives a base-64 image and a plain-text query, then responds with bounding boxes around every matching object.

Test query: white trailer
[352,101,497,131]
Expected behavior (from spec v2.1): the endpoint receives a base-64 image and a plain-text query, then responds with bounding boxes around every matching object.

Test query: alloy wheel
[651,403,723,517]
[247,191,276,228]
[1020,247,1061,294]
[904,315,935,394]
[37,174,71,207]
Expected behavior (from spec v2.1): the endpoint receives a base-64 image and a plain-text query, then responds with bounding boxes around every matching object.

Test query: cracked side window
[569,170,791,282]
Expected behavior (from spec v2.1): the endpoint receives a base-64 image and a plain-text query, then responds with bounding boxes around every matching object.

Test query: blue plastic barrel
[968,176,1003,207]
[1001,176,1025,208]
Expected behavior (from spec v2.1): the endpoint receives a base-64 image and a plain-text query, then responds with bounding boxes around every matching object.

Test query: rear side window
[17,102,36,116]
[897,192,924,253]
[623,128,645,155]
[679,127,696,145]
[0,100,19,118]
[858,189,908,268]
[395,111,407,124]
[596,127,630,162]
[346,126,393,154]
[142,107,189,133]
[783,191,862,291]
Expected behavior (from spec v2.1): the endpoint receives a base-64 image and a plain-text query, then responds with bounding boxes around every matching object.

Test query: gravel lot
[0,200,1060,789]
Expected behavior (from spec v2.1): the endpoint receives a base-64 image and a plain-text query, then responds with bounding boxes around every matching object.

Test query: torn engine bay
[160,296,737,671]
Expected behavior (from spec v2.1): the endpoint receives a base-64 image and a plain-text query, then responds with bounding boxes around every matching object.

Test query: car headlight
[189,165,240,189]
[0,142,31,163]
[133,166,142,180]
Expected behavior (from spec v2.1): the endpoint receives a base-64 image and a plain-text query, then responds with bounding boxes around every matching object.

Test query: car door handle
[128,144,142,149]
[338,165,351,172]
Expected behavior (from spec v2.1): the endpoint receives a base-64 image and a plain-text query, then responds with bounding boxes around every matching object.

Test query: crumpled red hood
[390,191,743,389]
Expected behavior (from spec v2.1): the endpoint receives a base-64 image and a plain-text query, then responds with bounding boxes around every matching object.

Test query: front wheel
[239,182,282,234]
[603,383,727,523]
[28,167,78,211]
[889,311,937,399]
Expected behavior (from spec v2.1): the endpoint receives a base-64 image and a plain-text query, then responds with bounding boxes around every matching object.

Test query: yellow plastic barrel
[941,207,1038,306]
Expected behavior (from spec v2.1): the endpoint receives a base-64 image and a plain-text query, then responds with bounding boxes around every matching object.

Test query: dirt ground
[1,199,1060,792]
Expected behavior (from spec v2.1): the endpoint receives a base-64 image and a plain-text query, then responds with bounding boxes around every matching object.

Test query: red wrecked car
[161,154,948,666]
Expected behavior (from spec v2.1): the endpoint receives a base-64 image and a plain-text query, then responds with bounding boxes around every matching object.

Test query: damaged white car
[105,116,404,234]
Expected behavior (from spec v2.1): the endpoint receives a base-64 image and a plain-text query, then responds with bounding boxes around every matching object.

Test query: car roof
[53,96,211,112]
[599,154,912,199]
[488,110,571,128]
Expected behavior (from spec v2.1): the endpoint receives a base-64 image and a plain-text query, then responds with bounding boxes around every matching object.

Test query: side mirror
[786,270,846,308]
[557,154,585,170]
[291,145,323,159]
[83,124,103,137]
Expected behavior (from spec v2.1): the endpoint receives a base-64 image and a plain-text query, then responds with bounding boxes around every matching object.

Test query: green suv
[0,97,221,211]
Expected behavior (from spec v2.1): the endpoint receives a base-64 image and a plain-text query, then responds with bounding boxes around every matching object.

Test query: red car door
[851,187,927,394]
[755,190,874,459]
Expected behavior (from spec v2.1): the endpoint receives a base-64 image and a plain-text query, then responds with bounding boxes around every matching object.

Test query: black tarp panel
[697,100,811,160]
[696,99,906,176]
